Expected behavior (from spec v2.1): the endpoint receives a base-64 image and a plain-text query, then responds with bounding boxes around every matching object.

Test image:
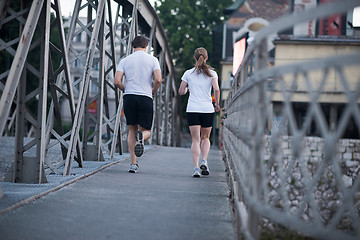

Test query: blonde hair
[194,47,213,77]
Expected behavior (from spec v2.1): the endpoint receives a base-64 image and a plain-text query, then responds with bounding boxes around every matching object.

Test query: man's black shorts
[123,94,153,130]
[187,112,214,128]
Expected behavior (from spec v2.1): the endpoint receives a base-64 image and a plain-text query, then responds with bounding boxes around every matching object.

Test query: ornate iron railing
[222,0,360,239]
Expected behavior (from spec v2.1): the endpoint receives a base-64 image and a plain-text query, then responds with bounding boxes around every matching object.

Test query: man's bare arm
[152,69,162,96]
[114,71,125,92]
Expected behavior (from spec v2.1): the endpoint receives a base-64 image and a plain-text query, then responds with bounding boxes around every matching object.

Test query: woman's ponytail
[194,48,213,78]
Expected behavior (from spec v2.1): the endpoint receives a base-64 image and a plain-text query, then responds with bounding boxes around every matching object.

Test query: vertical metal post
[101,0,118,154]
[111,3,125,157]
[81,1,93,161]
[96,6,106,161]
[14,69,26,182]
[249,39,268,239]
[164,72,171,146]
[150,34,158,145]
[13,1,27,183]
[37,0,51,183]
[159,51,165,146]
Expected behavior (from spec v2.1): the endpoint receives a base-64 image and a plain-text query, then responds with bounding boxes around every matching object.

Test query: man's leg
[128,124,138,164]
[137,95,153,145]
[139,126,151,141]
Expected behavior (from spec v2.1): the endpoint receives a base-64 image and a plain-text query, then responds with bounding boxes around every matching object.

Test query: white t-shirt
[181,68,218,113]
[116,50,160,98]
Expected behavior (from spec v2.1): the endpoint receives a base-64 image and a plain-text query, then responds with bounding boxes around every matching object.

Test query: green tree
[155,0,233,74]
[155,0,232,135]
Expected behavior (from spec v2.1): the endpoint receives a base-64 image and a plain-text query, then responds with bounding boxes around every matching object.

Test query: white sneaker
[192,167,201,178]
[200,160,210,175]
[134,131,144,157]
[129,164,139,173]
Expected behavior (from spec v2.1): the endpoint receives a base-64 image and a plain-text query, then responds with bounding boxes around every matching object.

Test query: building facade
[216,0,360,138]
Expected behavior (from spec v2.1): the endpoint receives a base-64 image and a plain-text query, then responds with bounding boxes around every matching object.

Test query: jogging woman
[178,47,220,177]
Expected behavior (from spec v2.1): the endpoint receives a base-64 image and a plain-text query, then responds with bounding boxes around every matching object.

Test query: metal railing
[0,0,179,188]
[222,0,360,239]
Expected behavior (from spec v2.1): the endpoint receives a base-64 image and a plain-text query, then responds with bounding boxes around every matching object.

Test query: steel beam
[36,0,51,183]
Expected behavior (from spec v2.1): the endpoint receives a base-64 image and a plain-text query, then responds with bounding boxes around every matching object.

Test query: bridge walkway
[0,146,236,240]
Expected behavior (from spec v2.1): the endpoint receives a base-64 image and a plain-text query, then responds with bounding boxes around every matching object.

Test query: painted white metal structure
[222,0,360,239]
[0,0,179,195]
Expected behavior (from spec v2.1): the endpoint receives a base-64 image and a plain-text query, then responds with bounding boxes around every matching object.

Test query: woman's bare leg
[189,125,201,168]
[200,127,212,160]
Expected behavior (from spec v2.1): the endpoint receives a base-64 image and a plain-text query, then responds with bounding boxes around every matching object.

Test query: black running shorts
[187,112,214,128]
[123,94,153,130]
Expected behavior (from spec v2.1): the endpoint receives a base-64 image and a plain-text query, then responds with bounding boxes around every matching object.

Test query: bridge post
[250,38,268,239]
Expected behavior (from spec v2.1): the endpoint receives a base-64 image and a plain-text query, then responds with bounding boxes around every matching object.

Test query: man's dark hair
[131,36,148,48]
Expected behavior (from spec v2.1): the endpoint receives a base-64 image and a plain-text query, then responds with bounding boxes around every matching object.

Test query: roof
[223,0,246,15]
[226,0,289,27]
[220,0,289,59]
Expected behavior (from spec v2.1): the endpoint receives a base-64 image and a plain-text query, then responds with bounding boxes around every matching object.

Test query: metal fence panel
[222,0,360,239]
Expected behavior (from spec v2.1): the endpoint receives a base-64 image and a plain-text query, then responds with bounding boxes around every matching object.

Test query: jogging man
[114,36,162,173]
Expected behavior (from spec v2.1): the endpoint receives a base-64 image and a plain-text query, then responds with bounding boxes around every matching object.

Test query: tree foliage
[154,0,233,75]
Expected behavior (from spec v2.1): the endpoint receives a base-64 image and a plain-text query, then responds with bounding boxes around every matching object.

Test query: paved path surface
[0,146,235,240]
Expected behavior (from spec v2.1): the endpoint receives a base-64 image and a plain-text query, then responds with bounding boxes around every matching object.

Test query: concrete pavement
[0,146,236,240]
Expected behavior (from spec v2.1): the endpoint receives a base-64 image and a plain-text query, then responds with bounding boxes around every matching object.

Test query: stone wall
[262,135,360,230]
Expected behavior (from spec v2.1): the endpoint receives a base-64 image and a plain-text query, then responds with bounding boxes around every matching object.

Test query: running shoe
[129,163,139,173]
[200,160,210,175]
[192,167,201,178]
[134,131,144,157]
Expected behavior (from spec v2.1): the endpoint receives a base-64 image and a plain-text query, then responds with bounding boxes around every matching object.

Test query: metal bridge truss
[0,0,179,195]
[222,0,360,239]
